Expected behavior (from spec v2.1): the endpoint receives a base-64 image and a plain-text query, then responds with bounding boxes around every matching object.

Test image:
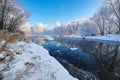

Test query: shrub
[5,33,20,43]
[0,30,22,60]
[0,30,9,41]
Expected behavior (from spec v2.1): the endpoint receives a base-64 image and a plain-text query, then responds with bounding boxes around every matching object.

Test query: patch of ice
[71,48,78,50]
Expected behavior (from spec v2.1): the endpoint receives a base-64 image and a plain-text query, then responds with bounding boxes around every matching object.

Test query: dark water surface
[42,37,120,80]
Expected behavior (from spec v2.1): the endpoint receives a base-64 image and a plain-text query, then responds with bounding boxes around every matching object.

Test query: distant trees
[44,0,120,36]
[0,0,27,32]
[76,19,98,36]
[42,19,99,36]
[32,0,120,36]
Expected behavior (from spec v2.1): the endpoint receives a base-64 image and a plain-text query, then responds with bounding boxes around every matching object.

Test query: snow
[69,35,83,39]
[71,48,78,50]
[0,41,77,80]
[68,34,120,42]
[87,34,120,42]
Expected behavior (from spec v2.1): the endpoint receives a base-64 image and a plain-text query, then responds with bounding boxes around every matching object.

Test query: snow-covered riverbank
[0,41,77,80]
[87,34,120,42]
[69,34,120,42]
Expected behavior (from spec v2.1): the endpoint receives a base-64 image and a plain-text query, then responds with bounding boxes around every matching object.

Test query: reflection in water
[43,41,98,80]
[55,37,120,80]
[43,41,97,71]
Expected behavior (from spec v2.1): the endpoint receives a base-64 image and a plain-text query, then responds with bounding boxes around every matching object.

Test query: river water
[42,37,120,80]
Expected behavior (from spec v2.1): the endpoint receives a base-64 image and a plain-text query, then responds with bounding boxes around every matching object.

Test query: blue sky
[20,0,103,27]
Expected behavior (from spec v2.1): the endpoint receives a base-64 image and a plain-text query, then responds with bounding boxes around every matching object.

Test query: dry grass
[0,32,20,51]
[0,30,32,61]
[0,30,9,41]
[23,36,31,43]
[0,30,28,80]
[5,33,20,43]
[15,62,34,80]
[0,43,7,51]
[37,38,46,45]
[0,30,23,61]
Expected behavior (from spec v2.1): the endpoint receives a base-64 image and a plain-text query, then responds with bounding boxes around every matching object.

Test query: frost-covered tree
[92,5,110,35]
[46,19,99,36]
[31,23,48,33]
[0,0,27,32]
[77,19,99,36]
[104,0,120,33]
[92,0,120,34]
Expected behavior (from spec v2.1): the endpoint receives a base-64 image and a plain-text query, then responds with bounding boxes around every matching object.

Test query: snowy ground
[0,41,77,80]
[87,34,120,42]
[68,34,120,42]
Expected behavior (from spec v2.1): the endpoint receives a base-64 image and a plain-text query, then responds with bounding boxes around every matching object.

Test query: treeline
[42,0,120,36]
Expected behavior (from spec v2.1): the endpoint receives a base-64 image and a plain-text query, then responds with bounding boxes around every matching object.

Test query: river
[42,37,120,80]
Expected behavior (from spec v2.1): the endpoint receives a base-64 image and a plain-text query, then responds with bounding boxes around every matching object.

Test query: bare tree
[0,0,27,32]
[92,5,109,35]
[105,0,120,34]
